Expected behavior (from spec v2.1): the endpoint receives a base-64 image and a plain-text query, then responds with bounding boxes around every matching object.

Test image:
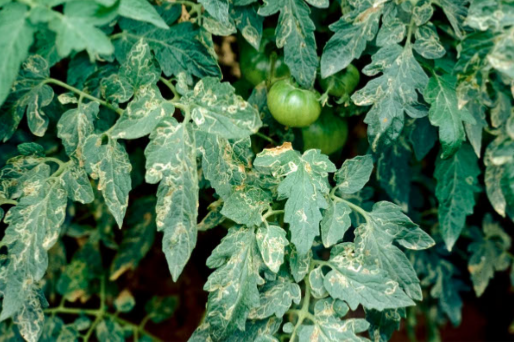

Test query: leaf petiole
[330,194,370,222]
[44,78,123,115]
[45,276,163,342]
[160,77,180,100]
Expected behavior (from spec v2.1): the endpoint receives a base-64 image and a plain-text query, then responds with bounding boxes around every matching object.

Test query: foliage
[0,0,513,341]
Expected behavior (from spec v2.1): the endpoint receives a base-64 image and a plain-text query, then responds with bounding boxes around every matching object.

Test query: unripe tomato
[302,108,348,155]
[239,29,290,86]
[319,64,360,97]
[267,79,321,128]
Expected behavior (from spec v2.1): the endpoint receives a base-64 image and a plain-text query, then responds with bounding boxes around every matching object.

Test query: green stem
[330,193,370,222]
[112,315,162,342]
[288,262,314,341]
[109,32,126,41]
[262,209,285,220]
[44,307,100,316]
[311,259,331,268]
[82,275,106,341]
[47,159,71,179]
[44,157,66,169]
[0,198,17,206]
[174,102,192,122]
[254,132,278,145]
[267,52,278,89]
[160,77,179,100]
[405,16,416,48]
[44,78,123,115]
[45,277,162,342]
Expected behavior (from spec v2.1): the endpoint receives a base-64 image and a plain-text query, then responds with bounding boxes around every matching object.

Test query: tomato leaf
[435,144,480,250]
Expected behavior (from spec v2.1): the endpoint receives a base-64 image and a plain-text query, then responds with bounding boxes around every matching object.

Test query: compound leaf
[355,201,435,301]
[254,144,336,254]
[352,44,428,150]
[323,243,415,311]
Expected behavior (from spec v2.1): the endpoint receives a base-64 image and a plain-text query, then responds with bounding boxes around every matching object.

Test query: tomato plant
[0,0,513,342]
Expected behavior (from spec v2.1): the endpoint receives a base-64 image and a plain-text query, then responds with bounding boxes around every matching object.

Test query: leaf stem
[254,132,278,145]
[0,198,18,206]
[267,52,278,89]
[160,77,180,100]
[330,194,370,222]
[405,16,416,48]
[262,209,285,229]
[44,157,66,169]
[46,158,71,179]
[173,102,192,122]
[44,78,123,115]
[45,276,162,342]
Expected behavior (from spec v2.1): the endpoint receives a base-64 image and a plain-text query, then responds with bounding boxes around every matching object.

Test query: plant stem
[288,262,314,341]
[44,78,123,115]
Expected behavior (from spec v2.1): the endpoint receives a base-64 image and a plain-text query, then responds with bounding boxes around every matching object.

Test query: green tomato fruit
[302,109,348,155]
[319,64,360,97]
[267,79,322,128]
[239,29,290,86]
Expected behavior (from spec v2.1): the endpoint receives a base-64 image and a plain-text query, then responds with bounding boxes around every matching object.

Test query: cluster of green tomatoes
[238,29,360,155]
